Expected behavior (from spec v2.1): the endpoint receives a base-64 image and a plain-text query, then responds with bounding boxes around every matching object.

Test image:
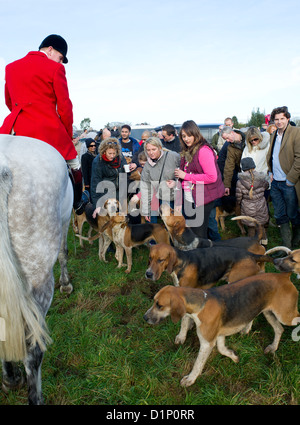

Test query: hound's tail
[0,158,51,361]
[75,232,102,242]
[232,216,264,241]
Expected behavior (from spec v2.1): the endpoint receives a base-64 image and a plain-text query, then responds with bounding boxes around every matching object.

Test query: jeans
[270,180,300,225]
[150,199,174,223]
[182,200,214,238]
[208,207,221,241]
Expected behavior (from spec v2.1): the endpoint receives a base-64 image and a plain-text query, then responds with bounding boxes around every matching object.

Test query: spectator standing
[266,122,277,135]
[139,130,152,146]
[221,126,246,196]
[211,117,235,154]
[236,157,269,245]
[90,138,127,216]
[119,124,140,171]
[140,137,180,222]
[175,120,224,238]
[210,125,224,153]
[266,106,300,248]
[81,138,97,193]
[242,126,270,190]
[161,124,181,153]
[79,130,98,159]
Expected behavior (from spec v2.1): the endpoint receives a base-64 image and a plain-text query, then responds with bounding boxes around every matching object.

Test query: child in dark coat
[236,157,269,245]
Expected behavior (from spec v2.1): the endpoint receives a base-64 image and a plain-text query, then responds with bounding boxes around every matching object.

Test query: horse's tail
[0,159,51,361]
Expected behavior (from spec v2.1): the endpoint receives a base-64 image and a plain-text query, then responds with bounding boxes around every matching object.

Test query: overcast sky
[0,0,300,130]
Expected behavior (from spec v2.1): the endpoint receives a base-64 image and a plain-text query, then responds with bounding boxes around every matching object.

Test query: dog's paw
[125,268,131,274]
[264,344,276,354]
[180,374,196,387]
[175,334,186,345]
[231,351,239,363]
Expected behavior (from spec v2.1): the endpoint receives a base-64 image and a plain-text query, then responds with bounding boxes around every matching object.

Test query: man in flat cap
[0,34,85,214]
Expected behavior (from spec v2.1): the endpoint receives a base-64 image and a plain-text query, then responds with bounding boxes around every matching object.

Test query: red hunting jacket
[0,51,77,160]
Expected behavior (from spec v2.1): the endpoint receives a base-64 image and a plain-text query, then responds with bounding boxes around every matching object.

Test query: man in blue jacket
[119,124,140,171]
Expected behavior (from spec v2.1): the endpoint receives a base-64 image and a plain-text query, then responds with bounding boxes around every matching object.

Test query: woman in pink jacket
[175,120,224,238]
[0,34,85,214]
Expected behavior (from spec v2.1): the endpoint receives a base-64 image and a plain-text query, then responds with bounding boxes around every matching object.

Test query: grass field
[0,214,299,405]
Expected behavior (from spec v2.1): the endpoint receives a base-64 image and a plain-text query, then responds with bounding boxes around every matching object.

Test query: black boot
[292,225,300,249]
[70,168,86,215]
[279,222,292,249]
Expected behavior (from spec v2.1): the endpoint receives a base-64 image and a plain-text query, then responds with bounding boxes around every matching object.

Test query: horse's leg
[24,343,44,405]
[58,219,73,294]
[2,361,25,393]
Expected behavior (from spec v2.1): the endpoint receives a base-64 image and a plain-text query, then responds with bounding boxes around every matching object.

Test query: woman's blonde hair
[245,127,263,152]
[249,169,255,199]
[143,136,162,154]
[99,137,122,157]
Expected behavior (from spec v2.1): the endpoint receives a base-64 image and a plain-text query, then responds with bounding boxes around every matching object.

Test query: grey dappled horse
[0,135,73,404]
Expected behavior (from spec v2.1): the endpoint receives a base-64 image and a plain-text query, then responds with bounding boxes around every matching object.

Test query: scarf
[102,153,121,168]
[180,141,203,163]
[147,150,164,167]
[88,150,96,158]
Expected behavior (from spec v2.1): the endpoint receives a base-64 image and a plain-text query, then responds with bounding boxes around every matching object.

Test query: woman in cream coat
[241,127,270,190]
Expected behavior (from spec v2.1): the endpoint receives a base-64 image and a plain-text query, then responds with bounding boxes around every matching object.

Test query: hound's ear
[167,249,177,273]
[99,220,111,232]
[173,220,181,231]
[170,292,186,323]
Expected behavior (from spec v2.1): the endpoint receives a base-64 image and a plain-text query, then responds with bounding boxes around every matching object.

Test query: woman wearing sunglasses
[239,126,271,243]
[81,138,97,194]
[241,126,270,187]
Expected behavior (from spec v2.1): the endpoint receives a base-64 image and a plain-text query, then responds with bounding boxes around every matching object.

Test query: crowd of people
[1,33,299,250]
[74,107,300,250]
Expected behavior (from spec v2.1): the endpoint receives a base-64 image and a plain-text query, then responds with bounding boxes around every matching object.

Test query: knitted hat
[85,138,95,148]
[241,157,256,171]
[39,34,68,63]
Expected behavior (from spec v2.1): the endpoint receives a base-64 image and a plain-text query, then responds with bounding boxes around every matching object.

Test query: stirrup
[74,201,86,215]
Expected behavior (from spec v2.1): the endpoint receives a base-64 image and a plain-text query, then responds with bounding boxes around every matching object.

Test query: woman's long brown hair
[179,120,206,162]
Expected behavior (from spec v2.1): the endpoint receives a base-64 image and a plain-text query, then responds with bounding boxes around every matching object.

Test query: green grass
[0,213,299,405]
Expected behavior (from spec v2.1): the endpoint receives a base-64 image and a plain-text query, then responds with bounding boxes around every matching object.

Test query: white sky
[0,0,300,130]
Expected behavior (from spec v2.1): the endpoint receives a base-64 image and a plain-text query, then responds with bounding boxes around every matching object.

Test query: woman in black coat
[81,138,97,193]
[90,137,127,217]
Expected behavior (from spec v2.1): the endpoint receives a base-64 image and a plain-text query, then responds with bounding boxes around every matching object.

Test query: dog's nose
[145,270,153,279]
[273,258,280,266]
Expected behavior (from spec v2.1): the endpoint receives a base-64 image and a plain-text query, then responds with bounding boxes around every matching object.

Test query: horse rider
[0,34,85,214]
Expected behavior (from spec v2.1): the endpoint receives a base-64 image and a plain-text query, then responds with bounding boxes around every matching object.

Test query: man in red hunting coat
[0,34,85,214]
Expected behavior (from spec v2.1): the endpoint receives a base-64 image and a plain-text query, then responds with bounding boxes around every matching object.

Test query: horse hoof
[60,284,73,295]
[2,375,25,394]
